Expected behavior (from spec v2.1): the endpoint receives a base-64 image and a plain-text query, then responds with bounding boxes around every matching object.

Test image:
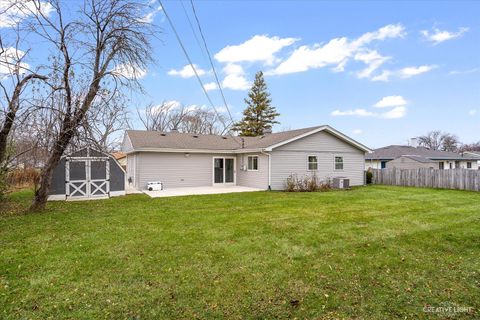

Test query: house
[122,125,371,191]
[111,152,127,169]
[48,147,126,201]
[365,145,479,170]
[463,151,480,167]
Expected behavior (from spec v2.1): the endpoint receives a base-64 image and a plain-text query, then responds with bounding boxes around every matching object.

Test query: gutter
[260,149,271,190]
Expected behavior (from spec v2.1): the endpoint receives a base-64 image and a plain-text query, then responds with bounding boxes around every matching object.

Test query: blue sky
[2,1,479,148]
[138,0,479,148]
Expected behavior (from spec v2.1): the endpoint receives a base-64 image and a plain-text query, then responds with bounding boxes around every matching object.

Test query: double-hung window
[247,156,258,171]
[334,156,344,170]
[308,156,318,170]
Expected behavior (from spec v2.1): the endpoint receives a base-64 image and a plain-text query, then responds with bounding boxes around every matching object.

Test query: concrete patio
[143,186,263,198]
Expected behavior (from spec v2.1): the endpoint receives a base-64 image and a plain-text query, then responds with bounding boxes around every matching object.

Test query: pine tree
[232,71,280,136]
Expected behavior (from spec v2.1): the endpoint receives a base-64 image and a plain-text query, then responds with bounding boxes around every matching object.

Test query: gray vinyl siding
[270,131,365,190]
[386,157,437,169]
[236,153,269,189]
[135,152,233,189]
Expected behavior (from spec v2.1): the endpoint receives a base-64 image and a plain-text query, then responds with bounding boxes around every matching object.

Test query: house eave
[125,148,265,155]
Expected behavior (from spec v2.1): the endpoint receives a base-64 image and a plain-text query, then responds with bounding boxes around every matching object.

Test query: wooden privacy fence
[371,168,480,191]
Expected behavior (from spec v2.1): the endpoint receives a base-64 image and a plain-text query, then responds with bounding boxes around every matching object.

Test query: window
[381,161,387,169]
[247,156,258,171]
[335,156,344,170]
[439,162,444,170]
[307,156,318,170]
[467,162,472,169]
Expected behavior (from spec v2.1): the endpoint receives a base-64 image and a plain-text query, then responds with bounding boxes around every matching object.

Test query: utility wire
[179,0,209,63]
[158,0,230,133]
[189,0,235,126]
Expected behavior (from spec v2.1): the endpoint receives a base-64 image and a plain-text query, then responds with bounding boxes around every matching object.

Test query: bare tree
[74,92,130,152]
[138,101,186,132]
[138,102,228,134]
[418,131,460,152]
[440,133,460,152]
[460,142,480,153]
[12,0,156,210]
[0,35,47,169]
[417,131,443,150]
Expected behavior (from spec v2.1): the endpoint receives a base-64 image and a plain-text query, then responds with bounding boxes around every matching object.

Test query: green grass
[1,186,479,319]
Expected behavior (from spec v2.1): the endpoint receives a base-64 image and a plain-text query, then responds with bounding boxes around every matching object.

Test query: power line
[157,0,230,133]
[179,0,209,63]
[189,0,235,125]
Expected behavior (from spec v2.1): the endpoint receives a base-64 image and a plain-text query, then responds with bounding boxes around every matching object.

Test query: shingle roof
[125,125,370,152]
[401,155,435,163]
[366,145,477,160]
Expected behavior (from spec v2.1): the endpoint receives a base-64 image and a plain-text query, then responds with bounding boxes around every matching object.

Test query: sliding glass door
[213,157,235,185]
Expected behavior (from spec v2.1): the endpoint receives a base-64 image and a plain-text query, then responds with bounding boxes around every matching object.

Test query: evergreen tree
[232,71,280,136]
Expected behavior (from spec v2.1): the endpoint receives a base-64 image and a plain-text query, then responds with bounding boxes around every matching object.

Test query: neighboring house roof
[366,145,478,161]
[124,125,371,154]
[111,152,126,160]
[463,151,480,158]
[400,155,435,163]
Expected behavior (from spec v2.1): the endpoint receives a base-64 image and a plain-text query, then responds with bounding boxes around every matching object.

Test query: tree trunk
[0,109,16,166]
[30,128,75,211]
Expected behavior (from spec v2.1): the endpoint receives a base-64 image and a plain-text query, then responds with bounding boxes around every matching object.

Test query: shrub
[366,170,373,184]
[6,168,40,189]
[284,173,331,192]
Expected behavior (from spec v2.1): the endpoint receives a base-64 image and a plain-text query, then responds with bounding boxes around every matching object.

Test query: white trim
[307,154,318,171]
[260,151,271,189]
[110,190,126,197]
[212,156,236,186]
[48,194,66,201]
[264,125,371,153]
[247,155,259,171]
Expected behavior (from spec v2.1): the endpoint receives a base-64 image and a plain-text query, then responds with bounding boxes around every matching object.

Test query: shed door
[66,159,110,199]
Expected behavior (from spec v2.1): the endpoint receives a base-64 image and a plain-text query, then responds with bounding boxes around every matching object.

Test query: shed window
[335,156,344,170]
[247,156,258,171]
[308,156,318,170]
[467,162,472,169]
[439,162,444,170]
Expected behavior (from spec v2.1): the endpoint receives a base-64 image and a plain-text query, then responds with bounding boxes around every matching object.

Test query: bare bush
[284,174,331,192]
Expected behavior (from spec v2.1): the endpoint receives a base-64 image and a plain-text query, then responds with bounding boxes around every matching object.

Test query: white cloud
[353,129,363,135]
[112,63,147,79]
[354,50,390,79]
[449,68,478,75]
[222,74,250,90]
[269,23,405,76]
[0,47,30,79]
[372,65,437,81]
[0,0,54,28]
[140,5,162,23]
[167,64,206,78]
[331,107,406,119]
[203,82,218,91]
[420,27,469,45]
[331,109,376,117]
[214,35,298,65]
[374,95,407,108]
[399,65,437,78]
[468,109,477,116]
[221,63,250,90]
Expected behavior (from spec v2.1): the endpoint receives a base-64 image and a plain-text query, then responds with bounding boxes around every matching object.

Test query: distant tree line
[416,130,479,153]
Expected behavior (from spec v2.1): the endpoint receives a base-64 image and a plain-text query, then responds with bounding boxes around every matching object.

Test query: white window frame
[247,156,258,171]
[307,155,318,171]
[334,156,344,171]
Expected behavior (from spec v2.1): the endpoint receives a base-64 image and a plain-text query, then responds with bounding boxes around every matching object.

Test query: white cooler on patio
[147,181,163,191]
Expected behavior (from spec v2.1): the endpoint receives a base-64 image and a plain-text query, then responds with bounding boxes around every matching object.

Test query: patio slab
[143,186,263,198]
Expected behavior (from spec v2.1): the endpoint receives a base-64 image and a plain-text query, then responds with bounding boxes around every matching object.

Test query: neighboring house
[111,152,127,169]
[365,145,479,170]
[463,151,480,167]
[122,125,371,191]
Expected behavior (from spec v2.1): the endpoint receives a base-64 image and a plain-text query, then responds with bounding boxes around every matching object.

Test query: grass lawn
[1,186,479,319]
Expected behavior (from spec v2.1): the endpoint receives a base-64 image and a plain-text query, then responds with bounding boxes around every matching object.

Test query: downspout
[260,149,271,190]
